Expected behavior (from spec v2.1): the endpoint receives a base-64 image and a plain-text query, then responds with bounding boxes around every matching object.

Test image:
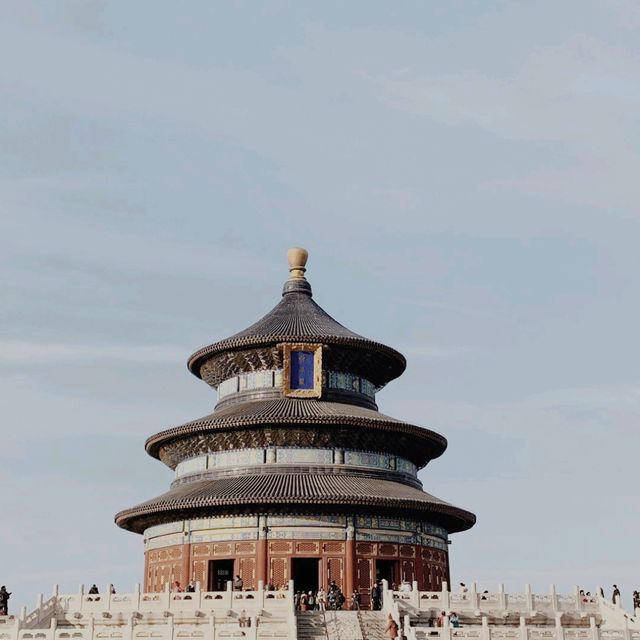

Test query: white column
[498,584,506,610]
[520,616,528,640]
[525,584,533,612]
[550,584,558,612]
[442,582,450,610]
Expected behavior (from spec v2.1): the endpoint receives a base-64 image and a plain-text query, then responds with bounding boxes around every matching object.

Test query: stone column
[257,515,268,585]
[345,517,356,606]
[181,541,191,588]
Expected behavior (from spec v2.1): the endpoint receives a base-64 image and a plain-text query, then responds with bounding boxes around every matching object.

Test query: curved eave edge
[186,335,407,380]
[115,499,476,535]
[143,417,448,463]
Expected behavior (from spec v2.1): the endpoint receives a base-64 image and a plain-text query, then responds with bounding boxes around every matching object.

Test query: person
[400,580,411,592]
[0,586,11,616]
[88,585,99,595]
[632,591,639,610]
[599,587,605,598]
[613,585,621,604]
[294,591,301,610]
[172,581,183,593]
[437,611,447,627]
[351,590,361,611]
[238,610,248,628]
[233,575,243,591]
[186,580,196,593]
[371,581,382,610]
[460,583,468,594]
[109,585,116,595]
[450,612,460,628]
[317,588,326,611]
[307,591,315,610]
[300,591,308,611]
[385,614,399,640]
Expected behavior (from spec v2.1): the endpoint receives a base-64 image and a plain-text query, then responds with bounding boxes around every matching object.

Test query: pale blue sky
[1,1,639,611]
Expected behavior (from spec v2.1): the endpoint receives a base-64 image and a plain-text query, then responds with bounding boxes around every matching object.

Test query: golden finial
[287,247,308,279]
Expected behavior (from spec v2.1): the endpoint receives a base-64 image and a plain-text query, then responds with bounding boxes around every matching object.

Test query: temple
[2,249,637,640]
[115,248,476,598]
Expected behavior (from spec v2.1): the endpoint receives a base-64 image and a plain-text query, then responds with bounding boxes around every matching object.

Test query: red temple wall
[144,538,450,602]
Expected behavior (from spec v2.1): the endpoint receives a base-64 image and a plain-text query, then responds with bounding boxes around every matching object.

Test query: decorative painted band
[174,447,418,479]
[217,368,377,401]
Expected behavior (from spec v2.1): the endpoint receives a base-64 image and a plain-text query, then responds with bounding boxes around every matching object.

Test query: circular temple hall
[115,248,476,602]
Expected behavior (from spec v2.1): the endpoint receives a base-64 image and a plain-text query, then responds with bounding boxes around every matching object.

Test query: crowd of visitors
[294,580,349,610]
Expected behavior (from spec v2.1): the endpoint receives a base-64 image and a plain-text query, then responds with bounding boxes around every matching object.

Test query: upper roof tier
[187,248,407,388]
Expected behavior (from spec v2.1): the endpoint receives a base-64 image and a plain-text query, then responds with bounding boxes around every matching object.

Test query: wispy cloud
[0,341,185,364]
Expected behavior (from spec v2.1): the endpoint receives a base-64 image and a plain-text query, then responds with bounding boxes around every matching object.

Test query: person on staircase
[385,613,400,639]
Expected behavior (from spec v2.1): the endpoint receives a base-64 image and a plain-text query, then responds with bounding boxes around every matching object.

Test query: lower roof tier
[115,472,476,535]
[146,398,447,469]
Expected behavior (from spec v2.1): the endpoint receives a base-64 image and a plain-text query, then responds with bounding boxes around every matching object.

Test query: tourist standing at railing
[632,590,639,611]
[109,585,116,595]
[612,585,621,604]
[351,590,361,610]
[172,581,183,592]
[0,586,11,615]
[437,611,447,627]
[233,575,243,591]
[186,580,196,593]
[450,613,460,628]
[88,585,99,595]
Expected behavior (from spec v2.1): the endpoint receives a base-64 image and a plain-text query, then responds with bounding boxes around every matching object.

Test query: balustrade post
[134,584,141,611]
[208,612,215,640]
[520,616,527,640]
[498,584,506,610]
[470,582,478,610]
[88,615,95,640]
[49,616,57,640]
[589,616,598,640]
[164,582,171,611]
[226,579,232,611]
[573,585,582,612]
[79,585,85,613]
[442,582,450,610]
[555,612,564,640]
[482,615,491,640]
[525,584,533,613]
[623,614,631,640]
[36,593,43,624]
[20,606,27,622]
[404,614,411,636]
[52,585,59,598]
[167,614,174,640]
[550,585,558,612]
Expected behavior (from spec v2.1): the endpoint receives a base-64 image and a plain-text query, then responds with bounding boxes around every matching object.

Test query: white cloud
[0,341,185,364]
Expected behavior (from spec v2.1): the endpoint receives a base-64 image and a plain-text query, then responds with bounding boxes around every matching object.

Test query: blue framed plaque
[281,343,323,398]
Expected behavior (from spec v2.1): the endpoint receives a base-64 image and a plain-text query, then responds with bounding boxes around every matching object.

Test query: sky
[1,0,639,613]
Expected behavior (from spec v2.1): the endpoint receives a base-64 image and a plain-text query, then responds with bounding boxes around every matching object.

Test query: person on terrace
[233,575,243,591]
[0,586,11,615]
[88,585,99,595]
[613,585,621,604]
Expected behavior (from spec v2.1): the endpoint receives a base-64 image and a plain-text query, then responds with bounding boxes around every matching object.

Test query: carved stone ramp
[357,611,388,640]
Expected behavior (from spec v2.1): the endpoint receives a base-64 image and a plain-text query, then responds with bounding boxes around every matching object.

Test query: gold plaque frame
[280,342,323,398]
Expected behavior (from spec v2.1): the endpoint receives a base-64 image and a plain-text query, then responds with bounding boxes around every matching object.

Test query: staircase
[297,611,328,640]
[357,611,387,640]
